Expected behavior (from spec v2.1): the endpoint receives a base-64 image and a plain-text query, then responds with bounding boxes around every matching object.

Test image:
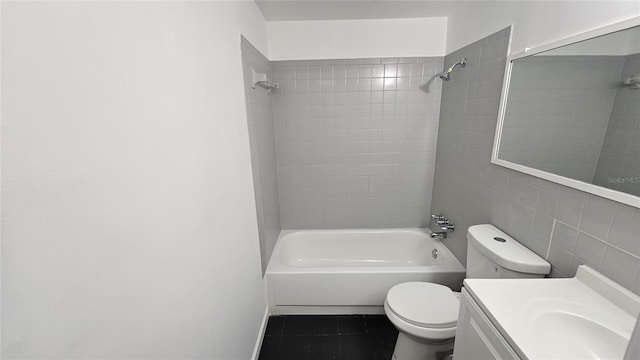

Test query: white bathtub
[265,228,466,315]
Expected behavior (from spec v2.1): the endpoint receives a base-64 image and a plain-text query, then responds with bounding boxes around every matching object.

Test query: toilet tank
[466,224,550,279]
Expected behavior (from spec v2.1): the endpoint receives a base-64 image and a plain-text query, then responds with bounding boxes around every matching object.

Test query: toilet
[384,224,551,360]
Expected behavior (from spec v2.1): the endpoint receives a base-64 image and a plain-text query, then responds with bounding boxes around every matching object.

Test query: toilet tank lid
[467,224,551,275]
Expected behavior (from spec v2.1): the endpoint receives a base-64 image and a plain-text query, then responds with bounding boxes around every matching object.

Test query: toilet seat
[384,282,460,340]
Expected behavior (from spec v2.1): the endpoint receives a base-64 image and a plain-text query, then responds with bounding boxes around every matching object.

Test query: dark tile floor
[258,315,398,360]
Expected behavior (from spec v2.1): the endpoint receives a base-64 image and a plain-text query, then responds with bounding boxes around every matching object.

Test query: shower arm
[439,57,467,81]
[447,58,467,74]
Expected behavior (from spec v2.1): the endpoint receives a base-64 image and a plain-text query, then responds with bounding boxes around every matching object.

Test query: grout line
[601,241,640,262]
[597,245,607,270]
[554,268,568,278]
[275,334,283,360]
[603,210,615,243]
[278,316,285,337]
[546,219,556,259]
[576,201,586,232]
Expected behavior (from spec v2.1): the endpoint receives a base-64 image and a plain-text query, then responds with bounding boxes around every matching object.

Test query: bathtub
[265,228,466,315]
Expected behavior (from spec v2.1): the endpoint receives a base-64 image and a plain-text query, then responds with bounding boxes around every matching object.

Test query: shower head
[438,72,451,81]
[439,57,467,81]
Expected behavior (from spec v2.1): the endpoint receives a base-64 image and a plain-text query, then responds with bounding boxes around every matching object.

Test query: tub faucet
[430,231,448,239]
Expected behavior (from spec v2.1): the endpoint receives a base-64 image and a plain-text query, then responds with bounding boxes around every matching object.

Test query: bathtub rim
[266,227,465,274]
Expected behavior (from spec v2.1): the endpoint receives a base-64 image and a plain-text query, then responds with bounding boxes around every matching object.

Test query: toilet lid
[386,282,459,328]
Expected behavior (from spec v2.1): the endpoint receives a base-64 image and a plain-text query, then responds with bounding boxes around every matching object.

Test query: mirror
[493,17,640,208]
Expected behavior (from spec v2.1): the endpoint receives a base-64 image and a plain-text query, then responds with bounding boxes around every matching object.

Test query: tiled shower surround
[271,57,443,228]
[241,37,280,273]
[431,27,640,294]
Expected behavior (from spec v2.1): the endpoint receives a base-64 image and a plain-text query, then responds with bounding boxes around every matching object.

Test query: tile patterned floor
[258,315,398,360]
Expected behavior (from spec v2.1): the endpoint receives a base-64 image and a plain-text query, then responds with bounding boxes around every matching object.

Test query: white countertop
[464,266,640,360]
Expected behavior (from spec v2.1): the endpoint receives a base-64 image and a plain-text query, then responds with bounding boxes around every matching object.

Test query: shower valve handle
[441,224,455,232]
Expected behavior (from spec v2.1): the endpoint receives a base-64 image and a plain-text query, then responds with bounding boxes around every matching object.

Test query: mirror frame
[492,16,640,209]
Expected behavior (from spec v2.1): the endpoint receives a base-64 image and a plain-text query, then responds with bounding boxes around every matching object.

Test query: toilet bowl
[383,224,552,360]
[384,282,459,360]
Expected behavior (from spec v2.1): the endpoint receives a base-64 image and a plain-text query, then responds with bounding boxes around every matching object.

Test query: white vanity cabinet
[453,288,520,360]
[453,267,640,360]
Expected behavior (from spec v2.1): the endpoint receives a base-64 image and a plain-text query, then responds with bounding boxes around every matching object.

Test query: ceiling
[254,0,459,21]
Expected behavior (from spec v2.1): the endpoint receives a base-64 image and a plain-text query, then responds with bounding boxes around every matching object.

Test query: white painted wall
[445,1,640,55]
[631,27,640,54]
[267,2,639,61]
[543,29,636,56]
[2,1,268,358]
[268,17,447,60]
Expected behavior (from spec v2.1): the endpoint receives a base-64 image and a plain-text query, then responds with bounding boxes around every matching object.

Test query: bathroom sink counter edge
[463,265,640,360]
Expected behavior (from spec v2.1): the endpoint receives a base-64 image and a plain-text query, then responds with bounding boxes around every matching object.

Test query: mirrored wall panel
[497,23,640,200]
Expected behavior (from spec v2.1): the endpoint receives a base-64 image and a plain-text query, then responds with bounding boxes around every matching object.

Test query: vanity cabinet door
[453,289,520,360]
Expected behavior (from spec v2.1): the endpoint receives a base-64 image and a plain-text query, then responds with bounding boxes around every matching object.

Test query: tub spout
[430,231,448,239]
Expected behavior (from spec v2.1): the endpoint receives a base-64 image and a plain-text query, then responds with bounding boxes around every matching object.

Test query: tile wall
[241,37,281,274]
[271,57,443,229]
[431,27,640,294]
